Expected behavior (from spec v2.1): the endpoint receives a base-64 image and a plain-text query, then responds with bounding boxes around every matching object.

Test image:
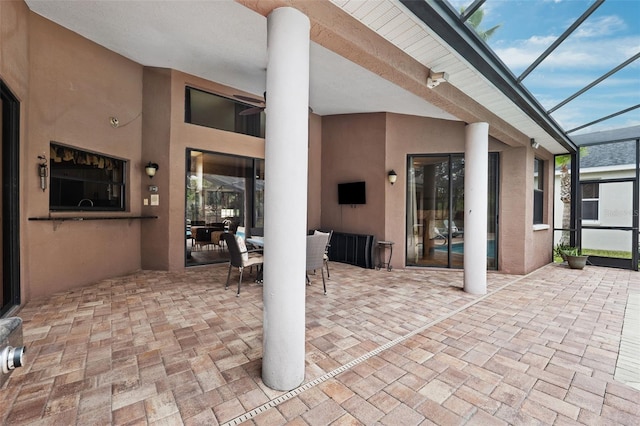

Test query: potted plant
[554,243,571,262]
[563,247,589,269]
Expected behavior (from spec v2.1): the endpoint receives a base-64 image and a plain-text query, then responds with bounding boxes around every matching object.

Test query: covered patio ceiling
[26,0,637,154]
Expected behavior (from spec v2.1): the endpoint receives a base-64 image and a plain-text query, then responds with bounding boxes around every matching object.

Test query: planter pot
[566,254,588,269]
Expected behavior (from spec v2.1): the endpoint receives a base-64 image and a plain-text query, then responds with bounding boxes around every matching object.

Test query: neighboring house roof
[569,126,640,169]
[578,141,636,169]
[572,125,640,146]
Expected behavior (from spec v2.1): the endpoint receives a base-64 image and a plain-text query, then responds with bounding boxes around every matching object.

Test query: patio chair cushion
[236,235,249,261]
[314,230,332,261]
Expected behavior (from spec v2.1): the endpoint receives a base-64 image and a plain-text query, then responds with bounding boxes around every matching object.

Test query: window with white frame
[581,182,600,222]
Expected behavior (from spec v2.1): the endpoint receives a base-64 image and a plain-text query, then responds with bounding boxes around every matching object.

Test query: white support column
[464,122,489,295]
[262,7,310,391]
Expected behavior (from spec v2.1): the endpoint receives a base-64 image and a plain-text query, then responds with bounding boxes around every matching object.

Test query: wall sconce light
[388,170,398,185]
[427,70,449,89]
[145,162,159,178]
[530,138,540,149]
[38,155,48,191]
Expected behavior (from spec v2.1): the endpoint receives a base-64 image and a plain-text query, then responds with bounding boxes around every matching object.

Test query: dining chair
[313,230,333,278]
[210,231,225,250]
[306,233,330,295]
[193,227,212,251]
[222,232,263,296]
[236,226,246,239]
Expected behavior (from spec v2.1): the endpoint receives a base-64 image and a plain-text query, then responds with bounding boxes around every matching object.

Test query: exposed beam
[236,0,532,147]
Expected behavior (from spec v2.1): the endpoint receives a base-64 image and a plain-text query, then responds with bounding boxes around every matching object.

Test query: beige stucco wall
[321,113,387,238]
[385,113,467,269]
[24,13,145,299]
[4,6,323,302]
[140,70,323,271]
[141,68,172,270]
[1,0,29,302]
[322,112,554,273]
[2,1,557,304]
[0,1,29,94]
[308,113,322,230]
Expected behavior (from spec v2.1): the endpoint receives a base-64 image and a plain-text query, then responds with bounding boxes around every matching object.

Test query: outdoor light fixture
[427,70,449,89]
[38,155,48,191]
[145,162,159,178]
[388,170,398,185]
[530,138,540,149]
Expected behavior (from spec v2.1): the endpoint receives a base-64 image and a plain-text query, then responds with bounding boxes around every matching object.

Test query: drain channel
[222,270,537,426]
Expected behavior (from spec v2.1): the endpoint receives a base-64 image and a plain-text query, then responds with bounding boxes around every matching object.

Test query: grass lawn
[554,248,633,263]
[581,248,632,259]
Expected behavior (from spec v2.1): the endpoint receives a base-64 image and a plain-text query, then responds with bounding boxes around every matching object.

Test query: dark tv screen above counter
[338,181,366,204]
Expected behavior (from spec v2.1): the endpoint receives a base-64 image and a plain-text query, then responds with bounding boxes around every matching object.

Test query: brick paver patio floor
[0,262,638,425]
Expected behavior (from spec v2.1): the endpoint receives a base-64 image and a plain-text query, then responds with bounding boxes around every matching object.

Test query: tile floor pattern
[0,262,638,425]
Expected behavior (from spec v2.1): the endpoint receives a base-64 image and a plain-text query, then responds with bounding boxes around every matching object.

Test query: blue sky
[449,0,640,135]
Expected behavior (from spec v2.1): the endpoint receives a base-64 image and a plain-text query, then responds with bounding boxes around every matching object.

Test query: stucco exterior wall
[308,113,322,230]
[321,113,387,239]
[0,1,29,94]
[384,113,467,269]
[24,13,144,299]
[322,112,553,273]
[529,147,555,272]
[3,2,557,304]
[141,68,172,270]
[1,0,29,303]
[499,146,554,274]
[151,71,268,271]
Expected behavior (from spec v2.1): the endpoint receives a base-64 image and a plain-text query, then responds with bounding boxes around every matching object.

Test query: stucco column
[464,122,488,294]
[262,7,310,391]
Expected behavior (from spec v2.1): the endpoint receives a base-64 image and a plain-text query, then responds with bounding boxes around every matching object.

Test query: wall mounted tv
[338,181,366,205]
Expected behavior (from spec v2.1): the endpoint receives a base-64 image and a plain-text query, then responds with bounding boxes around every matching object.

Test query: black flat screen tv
[338,181,366,205]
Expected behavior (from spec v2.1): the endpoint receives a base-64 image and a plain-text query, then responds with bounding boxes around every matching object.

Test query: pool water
[436,240,496,256]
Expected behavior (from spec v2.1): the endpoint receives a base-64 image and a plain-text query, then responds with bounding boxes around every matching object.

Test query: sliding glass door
[407,153,498,269]
[185,150,264,266]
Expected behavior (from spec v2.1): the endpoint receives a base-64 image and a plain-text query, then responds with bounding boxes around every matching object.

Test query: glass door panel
[407,153,498,270]
[186,150,257,266]
[449,156,465,268]
[407,156,450,267]
[254,160,264,228]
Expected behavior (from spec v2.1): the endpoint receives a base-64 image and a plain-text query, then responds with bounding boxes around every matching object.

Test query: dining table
[246,236,264,248]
